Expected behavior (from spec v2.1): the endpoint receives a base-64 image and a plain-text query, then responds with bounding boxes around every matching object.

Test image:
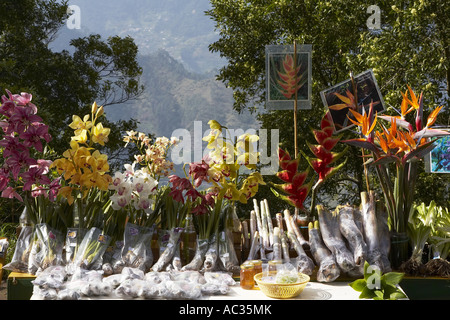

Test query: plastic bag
[202,271,234,295]
[170,270,205,284]
[151,227,183,272]
[32,265,67,290]
[0,238,9,259]
[275,263,299,284]
[138,281,165,299]
[122,223,154,272]
[2,226,34,273]
[218,230,239,273]
[57,288,82,300]
[102,274,123,288]
[161,280,202,300]
[115,278,146,298]
[120,266,145,281]
[203,234,218,272]
[67,227,111,274]
[204,271,236,286]
[201,282,229,295]
[34,223,65,271]
[182,238,209,271]
[64,227,87,265]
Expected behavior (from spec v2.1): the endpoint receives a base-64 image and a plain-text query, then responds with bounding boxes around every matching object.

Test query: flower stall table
[206,281,363,300]
[29,280,367,300]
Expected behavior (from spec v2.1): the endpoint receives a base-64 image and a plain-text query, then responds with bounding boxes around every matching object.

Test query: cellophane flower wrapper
[151,227,183,272]
[157,228,170,256]
[32,223,65,272]
[218,229,240,274]
[2,226,34,273]
[64,227,88,265]
[182,238,209,271]
[102,240,124,275]
[203,234,218,272]
[67,227,111,274]
[121,223,154,272]
[0,238,9,260]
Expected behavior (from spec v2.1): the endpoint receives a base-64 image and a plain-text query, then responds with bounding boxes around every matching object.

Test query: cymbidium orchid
[341,87,449,234]
[0,90,60,219]
[51,102,112,206]
[122,131,178,181]
[201,120,265,205]
[49,102,112,236]
[109,164,159,227]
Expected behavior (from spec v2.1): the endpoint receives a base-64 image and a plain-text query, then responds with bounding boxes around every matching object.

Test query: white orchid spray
[109,163,159,223]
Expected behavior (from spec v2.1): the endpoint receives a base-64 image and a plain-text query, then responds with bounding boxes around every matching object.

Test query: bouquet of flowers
[0,90,66,274]
[109,132,178,272]
[176,119,265,272]
[52,102,113,272]
[341,86,449,267]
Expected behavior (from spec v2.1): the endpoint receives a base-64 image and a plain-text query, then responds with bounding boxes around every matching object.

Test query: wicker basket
[254,271,310,299]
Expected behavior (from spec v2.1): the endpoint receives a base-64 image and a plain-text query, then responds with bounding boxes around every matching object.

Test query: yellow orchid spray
[51,102,112,209]
[202,120,265,204]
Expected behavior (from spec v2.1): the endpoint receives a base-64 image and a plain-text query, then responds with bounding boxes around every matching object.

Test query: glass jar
[240,262,255,290]
[268,259,283,272]
[249,259,262,275]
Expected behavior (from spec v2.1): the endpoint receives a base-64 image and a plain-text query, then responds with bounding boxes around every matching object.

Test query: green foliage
[0,0,143,157]
[0,0,146,221]
[349,261,406,300]
[206,0,450,209]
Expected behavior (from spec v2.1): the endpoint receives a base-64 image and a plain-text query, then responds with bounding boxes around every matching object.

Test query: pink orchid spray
[0,90,60,207]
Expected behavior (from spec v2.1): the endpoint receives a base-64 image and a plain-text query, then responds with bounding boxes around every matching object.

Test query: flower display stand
[7,272,36,300]
[400,277,450,300]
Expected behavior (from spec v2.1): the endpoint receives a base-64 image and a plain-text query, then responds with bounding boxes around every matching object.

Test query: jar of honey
[240,262,255,290]
[249,259,262,276]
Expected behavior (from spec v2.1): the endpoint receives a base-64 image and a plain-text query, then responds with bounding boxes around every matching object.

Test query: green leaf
[389,291,407,300]
[359,286,376,299]
[374,290,384,299]
[341,139,380,153]
[382,284,407,300]
[349,279,366,292]
[382,272,404,286]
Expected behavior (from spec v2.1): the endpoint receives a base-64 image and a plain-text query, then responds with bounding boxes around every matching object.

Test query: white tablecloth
[207,281,362,300]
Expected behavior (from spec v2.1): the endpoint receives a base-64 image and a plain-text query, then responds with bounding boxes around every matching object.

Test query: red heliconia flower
[273,147,312,209]
[305,113,347,183]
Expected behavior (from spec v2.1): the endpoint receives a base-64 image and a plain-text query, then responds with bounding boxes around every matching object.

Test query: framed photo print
[265,44,312,110]
[320,69,386,133]
[425,132,450,173]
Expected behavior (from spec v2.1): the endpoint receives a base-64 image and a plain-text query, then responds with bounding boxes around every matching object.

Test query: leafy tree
[0,0,145,221]
[0,0,143,158]
[206,0,450,214]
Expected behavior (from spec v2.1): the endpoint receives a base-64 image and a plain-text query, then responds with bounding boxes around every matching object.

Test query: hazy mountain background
[53,0,260,159]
